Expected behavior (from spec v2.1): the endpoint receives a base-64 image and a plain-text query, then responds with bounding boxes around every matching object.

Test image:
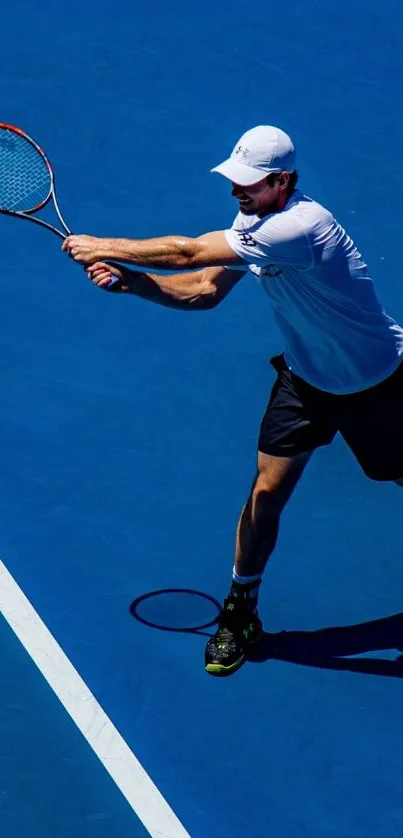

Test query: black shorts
[258,354,403,481]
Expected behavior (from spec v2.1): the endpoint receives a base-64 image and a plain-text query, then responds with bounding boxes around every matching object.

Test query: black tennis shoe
[205,588,262,676]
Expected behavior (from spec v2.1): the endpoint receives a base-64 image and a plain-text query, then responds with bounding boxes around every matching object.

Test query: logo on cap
[234,144,250,160]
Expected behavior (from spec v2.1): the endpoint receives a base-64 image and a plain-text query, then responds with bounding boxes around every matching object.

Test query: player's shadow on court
[130,590,403,677]
[247,612,403,677]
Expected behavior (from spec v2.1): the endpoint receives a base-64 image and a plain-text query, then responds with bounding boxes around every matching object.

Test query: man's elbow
[199,276,223,309]
[174,238,203,269]
[186,281,221,311]
[179,238,223,270]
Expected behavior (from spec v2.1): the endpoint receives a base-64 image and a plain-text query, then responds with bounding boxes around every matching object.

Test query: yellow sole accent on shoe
[205,655,245,676]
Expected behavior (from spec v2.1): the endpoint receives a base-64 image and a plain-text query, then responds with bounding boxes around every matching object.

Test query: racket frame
[0,122,71,239]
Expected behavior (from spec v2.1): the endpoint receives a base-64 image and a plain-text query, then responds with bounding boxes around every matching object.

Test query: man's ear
[278,173,288,188]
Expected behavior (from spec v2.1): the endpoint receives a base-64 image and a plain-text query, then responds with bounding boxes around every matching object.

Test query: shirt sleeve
[224,211,313,270]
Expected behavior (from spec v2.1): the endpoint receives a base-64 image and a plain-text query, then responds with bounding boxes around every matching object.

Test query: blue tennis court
[2,1,403,836]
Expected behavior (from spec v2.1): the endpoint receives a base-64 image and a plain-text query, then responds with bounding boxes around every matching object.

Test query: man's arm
[86,262,247,309]
[63,231,245,270]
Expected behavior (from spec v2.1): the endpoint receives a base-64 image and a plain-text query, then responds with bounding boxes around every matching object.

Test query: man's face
[231,175,284,217]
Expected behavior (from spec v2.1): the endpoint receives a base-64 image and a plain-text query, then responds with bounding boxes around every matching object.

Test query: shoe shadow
[246,612,403,678]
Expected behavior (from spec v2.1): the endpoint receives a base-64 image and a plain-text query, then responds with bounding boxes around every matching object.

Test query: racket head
[130,588,222,634]
[0,123,54,214]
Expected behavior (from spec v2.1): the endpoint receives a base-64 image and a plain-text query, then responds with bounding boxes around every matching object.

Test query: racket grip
[106,275,121,287]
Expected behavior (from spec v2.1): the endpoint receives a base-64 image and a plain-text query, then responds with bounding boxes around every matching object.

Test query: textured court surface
[1,1,403,836]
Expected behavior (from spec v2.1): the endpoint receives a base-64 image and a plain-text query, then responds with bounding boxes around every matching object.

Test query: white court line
[0,560,190,838]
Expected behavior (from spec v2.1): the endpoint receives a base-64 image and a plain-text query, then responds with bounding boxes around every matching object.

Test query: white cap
[211,125,296,186]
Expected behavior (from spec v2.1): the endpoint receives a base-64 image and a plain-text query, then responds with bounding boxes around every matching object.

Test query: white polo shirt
[224,189,403,393]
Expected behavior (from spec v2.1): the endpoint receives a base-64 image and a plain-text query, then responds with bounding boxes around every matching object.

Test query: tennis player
[63,125,403,676]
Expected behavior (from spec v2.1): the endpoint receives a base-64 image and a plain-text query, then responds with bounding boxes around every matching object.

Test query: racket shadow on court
[129,589,222,636]
[247,612,403,678]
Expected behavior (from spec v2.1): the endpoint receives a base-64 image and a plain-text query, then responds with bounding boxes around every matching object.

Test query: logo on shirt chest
[261,264,283,278]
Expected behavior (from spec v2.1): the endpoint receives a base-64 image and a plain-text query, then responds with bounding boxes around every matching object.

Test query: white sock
[232,568,262,586]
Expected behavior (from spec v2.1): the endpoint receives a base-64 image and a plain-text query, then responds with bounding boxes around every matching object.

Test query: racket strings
[0,128,51,212]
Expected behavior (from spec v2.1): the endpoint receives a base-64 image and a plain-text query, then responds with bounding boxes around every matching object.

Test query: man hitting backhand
[63,125,403,676]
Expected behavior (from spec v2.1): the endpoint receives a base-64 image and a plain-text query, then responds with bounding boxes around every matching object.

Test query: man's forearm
[120,266,216,309]
[105,236,200,270]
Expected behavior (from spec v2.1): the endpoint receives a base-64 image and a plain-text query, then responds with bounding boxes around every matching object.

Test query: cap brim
[210,158,270,186]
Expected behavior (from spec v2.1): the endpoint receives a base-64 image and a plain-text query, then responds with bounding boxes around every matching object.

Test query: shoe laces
[217,596,256,635]
[215,623,236,644]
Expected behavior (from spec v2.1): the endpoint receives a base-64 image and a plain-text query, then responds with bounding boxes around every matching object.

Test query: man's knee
[253,450,311,510]
[252,473,286,514]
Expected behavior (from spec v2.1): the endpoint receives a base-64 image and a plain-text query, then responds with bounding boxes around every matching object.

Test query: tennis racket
[0,122,119,285]
[0,122,71,239]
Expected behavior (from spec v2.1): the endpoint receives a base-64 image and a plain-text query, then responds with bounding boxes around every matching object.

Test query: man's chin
[239,204,255,215]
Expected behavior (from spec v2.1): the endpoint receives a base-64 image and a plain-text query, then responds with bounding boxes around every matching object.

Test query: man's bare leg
[234,450,312,577]
[205,450,312,675]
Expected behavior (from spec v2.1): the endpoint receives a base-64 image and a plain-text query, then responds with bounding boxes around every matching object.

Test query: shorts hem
[257,441,318,458]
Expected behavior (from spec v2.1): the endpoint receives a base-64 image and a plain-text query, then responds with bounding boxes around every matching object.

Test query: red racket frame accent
[0,123,70,237]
